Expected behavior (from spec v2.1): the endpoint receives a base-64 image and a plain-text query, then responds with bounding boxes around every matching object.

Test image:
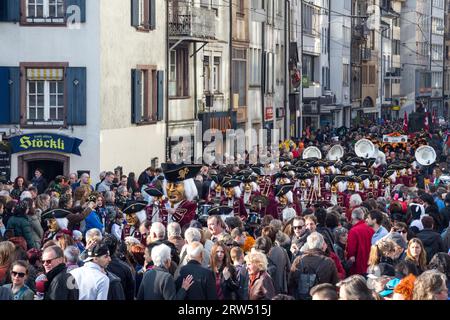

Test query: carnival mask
[125,213,138,226]
[244,183,252,193]
[224,187,235,199]
[166,182,185,205]
[214,184,222,195]
[348,182,355,191]
[279,194,288,207]
[47,218,58,232]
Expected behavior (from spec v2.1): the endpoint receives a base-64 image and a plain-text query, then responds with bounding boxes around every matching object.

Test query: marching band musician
[161,163,201,228]
[122,200,148,244]
[220,178,248,220]
[382,169,397,199]
[267,184,298,222]
[240,175,260,213]
[144,187,170,225]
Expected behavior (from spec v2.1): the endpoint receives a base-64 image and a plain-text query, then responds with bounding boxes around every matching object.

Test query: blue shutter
[9,67,20,124]
[157,70,164,121]
[0,68,10,124]
[66,67,87,125]
[149,0,156,29]
[0,0,20,22]
[131,0,139,27]
[131,69,142,123]
[66,0,86,23]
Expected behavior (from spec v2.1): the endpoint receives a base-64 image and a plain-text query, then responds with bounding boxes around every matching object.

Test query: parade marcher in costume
[122,201,148,245]
[220,179,247,220]
[267,184,297,221]
[161,163,201,228]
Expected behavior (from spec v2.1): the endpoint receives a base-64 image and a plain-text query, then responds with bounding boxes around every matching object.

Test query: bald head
[187,241,203,263]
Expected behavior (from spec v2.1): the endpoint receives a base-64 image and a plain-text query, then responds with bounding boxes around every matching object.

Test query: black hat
[349,157,365,163]
[250,166,264,176]
[370,175,381,181]
[273,171,288,180]
[281,164,296,172]
[274,184,294,197]
[144,187,164,198]
[383,170,396,178]
[341,165,355,172]
[242,175,257,184]
[122,200,147,215]
[211,174,227,186]
[279,156,291,163]
[332,175,347,184]
[359,173,371,181]
[207,206,234,216]
[161,163,202,182]
[222,179,242,188]
[83,243,110,262]
[296,172,314,180]
[41,208,71,220]
[366,159,376,168]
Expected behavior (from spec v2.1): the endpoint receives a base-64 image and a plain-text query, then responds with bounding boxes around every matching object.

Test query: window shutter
[157,70,164,121]
[131,0,139,27]
[131,69,142,123]
[66,0,86,22]
[0,67,11,124]
[66,67,87,125]
[9,67,20,124]
[0,0,20,22]
[149,0,156,29]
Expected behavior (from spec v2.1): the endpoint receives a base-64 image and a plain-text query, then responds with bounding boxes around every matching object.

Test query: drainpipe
[285,0,290,140]
[165,0,169,162]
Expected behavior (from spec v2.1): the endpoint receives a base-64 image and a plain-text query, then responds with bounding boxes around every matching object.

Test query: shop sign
[10,133,83,156]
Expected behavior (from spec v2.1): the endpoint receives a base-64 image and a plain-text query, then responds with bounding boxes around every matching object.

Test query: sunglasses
[11,271,26,278]
[42,257,58,265]
[293,225,304,229]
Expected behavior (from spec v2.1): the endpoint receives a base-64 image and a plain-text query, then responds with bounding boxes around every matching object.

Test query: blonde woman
[405,238,427,276]
[413,270,448,300]
[245,250,275,300]
[0,241,15,285]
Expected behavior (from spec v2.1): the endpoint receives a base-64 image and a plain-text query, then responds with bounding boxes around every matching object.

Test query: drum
[197,203,211,225]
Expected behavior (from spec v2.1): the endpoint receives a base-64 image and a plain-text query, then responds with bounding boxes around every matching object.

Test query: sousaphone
[326,145,344,161]
[302,146,322,160]
[355,139,376,159]
[415,145,436,166]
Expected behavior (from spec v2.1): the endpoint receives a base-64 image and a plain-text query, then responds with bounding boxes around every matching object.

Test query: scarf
[44,263,66,291]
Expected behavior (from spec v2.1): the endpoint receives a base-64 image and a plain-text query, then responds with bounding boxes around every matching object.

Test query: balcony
[392,55,401,68]
[362,47,372,61]
[303,83,322,98]
[168,2,216,40]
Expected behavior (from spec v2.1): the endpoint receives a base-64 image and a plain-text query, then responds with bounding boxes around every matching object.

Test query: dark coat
[416,228,446,263]
[288,249,339,298]
[44,263,79,300]
[248,271,275,300]
[0,287,12,300]
[107,256,135,300]
[106,271,125,300]
[235,264,249,300]
[175,260,217,300]
[268,245,290,294]
[6,214,34,250]
[137,266,187,300]
[148,240,180,266]
[31,176,48,194]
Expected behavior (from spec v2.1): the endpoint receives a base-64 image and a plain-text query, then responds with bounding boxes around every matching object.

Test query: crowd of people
[0,120,449,301]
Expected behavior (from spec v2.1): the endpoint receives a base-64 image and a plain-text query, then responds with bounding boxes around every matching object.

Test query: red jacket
[329,251,346,280]
[346,220,374,275]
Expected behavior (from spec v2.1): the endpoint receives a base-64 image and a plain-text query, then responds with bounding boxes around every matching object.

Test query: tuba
[415,145,437,166]
[303,146,322,159]
[326,145,344,161]
[355,139,376,159]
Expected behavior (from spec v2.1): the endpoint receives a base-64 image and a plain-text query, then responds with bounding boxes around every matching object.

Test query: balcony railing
[168,2,216,39]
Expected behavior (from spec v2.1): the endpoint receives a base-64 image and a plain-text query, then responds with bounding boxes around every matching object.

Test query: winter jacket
[84,210,104,233]
[248,271,276,300]
[106,271,125,300]
[0,287,12,300]
[6,214,34,250]
[31,176,48,194]
[138,266,187,300]
[416,228,446,263]
[288,249,339,298]
[175,260,217,300]
[346,220,374,275]
[268,245,291,294]
[44,263,79,300]
[28,214,43,249]
[107,256,135,300]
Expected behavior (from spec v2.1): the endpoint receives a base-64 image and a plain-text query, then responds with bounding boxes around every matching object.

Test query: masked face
[214,184,222,195]
[244,183,252,193]
[348,182,355,191]
[225,187,235,199]
[47,218,58,232]
[279,194,288,206]
[300,180,306,188]
[126,213,138,226]
[167,182,185,205]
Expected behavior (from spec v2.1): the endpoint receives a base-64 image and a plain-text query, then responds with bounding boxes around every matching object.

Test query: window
[203,55,221,93]
[267,0,273,24]
[26,0,64,23]
[237,0,245,16]
[343,64,349,87]
[302,2,313,35]
[132,0,156,30]
[302,55,314,83]
[232,48,247,106]
[432,72,443,89]
[277,0,283,16]
[131,66,163,123]
[213,57,220,93]
[343,26,351,48]
[432,17,444,35]
[432,44,443,61]
[369,65,376,85]
[249,48,261,86]
[26,68,64,125]
[169,47,189,97]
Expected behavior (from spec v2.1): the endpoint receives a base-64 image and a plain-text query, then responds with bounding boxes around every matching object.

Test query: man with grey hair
[97,171,114,193]
[167,222,184,254]
[177,228,210,273]
[147,222,180,265]
[346,207,374,276]
[137,244,193,300]
[175,242,217,300]
[64,245,81,272]
[288,232,339,299]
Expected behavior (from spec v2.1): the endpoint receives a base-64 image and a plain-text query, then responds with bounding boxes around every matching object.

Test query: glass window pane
[37,82,44,93]
[58,107,64,120]
[37,95,44,106]
[28,5,35,17]
[50,108,56,120]
[50,95,56,106]
[37,108,44,120]
[58,95,64,106]
[57,81,64,92]
[50,82,56,93]
[57,1,64,17]
[49,5,55,17]
[29,108,36,120]
[29,95,36,106]
[37,5,44,17]
[29,82,36,94]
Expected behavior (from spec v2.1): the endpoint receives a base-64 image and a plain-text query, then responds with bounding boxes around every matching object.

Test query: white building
[0,0,166,183]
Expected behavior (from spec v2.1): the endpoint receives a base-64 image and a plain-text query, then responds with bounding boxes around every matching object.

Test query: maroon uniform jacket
[221,197,248,219]
[122,225,146,245]
[166,199,197,228]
